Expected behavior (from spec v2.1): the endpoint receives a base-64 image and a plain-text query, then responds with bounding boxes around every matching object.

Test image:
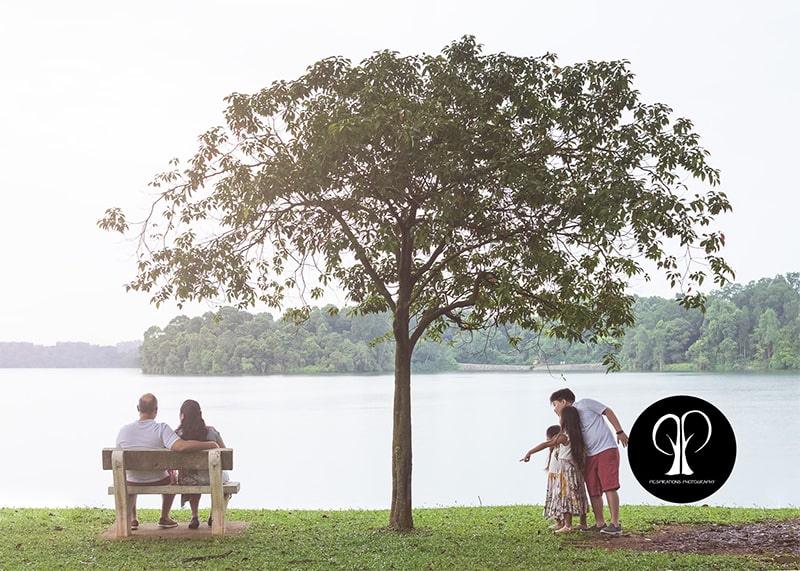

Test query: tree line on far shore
[0,341,140,368]
[133,273,799,375]
[2,274,795,372]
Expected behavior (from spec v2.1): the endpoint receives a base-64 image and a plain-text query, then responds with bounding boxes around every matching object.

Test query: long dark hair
[559,406,586,474]
[177,399,208,441]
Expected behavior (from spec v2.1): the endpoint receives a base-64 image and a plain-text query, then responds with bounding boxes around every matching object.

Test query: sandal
[157,517,179,529]
[580,524,606,532]
[131,519,139,530]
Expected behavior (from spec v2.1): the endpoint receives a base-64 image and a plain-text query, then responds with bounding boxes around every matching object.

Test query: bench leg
[208,449,227,535]
[111,450,132,538]
[210,494,233,536]
[113,493,135,538]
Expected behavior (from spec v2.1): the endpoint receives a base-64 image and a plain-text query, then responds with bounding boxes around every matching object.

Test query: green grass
[0,505,797,570]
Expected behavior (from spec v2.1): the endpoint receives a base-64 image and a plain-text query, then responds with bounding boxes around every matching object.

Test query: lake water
[1,368,798,511]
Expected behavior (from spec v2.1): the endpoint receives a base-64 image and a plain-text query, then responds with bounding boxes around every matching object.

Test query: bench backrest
[102,448,234,471]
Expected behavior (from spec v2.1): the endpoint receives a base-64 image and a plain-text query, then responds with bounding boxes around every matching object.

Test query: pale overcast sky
[1,1,797,345]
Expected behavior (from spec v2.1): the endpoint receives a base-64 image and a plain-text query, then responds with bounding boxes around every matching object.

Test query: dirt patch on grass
[573,519,800,564]
[99,521,249,540]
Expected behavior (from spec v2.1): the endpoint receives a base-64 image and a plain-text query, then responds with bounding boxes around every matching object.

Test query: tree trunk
[389,311,414,530]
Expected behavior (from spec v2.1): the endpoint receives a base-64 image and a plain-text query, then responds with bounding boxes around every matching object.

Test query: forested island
[135,274,798,375]
[2,274,797,373]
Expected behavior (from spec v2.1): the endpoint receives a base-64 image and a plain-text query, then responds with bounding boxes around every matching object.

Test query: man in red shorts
[549,388,628,535]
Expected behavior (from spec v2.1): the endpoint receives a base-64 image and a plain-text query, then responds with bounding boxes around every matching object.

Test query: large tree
[100,37,732,530]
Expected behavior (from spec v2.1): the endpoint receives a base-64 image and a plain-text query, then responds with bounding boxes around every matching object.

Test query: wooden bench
[102,448,240,538]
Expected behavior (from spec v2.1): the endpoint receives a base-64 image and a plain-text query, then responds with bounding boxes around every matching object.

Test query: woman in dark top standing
[176,399,228,529]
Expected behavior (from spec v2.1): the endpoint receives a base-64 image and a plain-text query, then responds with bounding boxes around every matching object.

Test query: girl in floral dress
[547,405,589,533]
[520,424,563,528]
[542,424,564,528]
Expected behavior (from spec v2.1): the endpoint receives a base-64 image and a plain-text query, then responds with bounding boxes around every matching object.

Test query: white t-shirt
[574,398,617,457]
[116,419,181,483]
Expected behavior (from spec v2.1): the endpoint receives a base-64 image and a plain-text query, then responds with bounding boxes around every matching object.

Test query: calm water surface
[1,369,797,511]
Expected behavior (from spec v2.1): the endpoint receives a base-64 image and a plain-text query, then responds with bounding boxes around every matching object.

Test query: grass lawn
[1,505,798,570]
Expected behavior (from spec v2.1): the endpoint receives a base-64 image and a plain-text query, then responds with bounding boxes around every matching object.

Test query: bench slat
[107,482,240,495]
[102,448,233,471]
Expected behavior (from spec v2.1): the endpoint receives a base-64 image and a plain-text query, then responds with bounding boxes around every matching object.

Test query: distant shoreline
[456,362,605,372]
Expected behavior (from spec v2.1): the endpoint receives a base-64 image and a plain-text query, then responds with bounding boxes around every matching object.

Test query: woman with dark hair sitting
[176,399,229,529]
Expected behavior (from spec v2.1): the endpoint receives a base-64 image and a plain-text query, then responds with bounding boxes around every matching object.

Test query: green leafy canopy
[99,35,733,363]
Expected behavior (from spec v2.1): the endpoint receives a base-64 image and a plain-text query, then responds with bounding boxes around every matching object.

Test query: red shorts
[584,447,620,497]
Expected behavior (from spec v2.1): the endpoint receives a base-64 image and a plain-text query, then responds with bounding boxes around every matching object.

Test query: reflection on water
[0,368,797,510]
